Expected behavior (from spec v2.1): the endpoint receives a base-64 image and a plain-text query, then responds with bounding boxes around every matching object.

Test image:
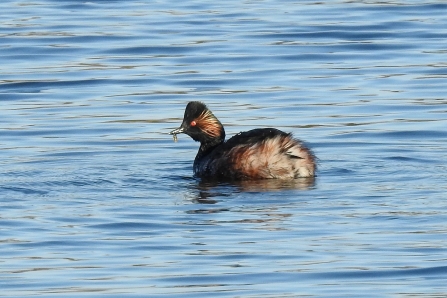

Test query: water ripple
[1,0,446,297]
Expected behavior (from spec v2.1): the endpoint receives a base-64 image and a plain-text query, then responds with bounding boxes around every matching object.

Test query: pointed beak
[169,126,185,142]
[169,126,184,135]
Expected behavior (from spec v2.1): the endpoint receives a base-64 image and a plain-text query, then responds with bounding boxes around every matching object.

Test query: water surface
[1,0,447,297]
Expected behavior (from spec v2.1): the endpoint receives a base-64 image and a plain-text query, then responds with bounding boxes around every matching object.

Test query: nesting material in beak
[169,126,184,142]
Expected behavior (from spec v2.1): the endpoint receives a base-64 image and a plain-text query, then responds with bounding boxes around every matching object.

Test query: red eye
[191,120,197,126]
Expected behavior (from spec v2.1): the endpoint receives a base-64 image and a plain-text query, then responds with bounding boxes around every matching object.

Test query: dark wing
[222,128,290,149]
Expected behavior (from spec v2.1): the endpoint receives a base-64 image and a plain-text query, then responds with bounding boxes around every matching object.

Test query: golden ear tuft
[196,110,222,138]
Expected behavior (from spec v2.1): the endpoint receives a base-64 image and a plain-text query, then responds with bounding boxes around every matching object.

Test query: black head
[170,101,225,147]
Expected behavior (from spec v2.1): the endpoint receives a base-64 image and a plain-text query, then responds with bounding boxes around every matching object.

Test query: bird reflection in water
[190,176,315,205]
[185,178,315,229]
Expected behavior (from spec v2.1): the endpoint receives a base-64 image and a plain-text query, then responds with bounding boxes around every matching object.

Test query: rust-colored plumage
[170,101,316,180]
[195,109,222,138]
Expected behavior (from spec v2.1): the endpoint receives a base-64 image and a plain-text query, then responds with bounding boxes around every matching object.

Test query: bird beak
[169,126,184,135]
[169,126,185,142]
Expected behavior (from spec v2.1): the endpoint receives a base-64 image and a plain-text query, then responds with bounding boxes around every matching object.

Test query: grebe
[170,101,316,180]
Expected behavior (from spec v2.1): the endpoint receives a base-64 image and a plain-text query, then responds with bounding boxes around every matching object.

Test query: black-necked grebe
[170,101,316,180]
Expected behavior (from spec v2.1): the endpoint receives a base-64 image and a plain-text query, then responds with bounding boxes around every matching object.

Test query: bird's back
[194,128,316,180]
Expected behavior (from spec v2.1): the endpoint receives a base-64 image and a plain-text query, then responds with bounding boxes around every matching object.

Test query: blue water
[1,0,447,297]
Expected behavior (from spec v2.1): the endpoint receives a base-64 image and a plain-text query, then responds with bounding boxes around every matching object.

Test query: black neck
[196,138,224,160]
